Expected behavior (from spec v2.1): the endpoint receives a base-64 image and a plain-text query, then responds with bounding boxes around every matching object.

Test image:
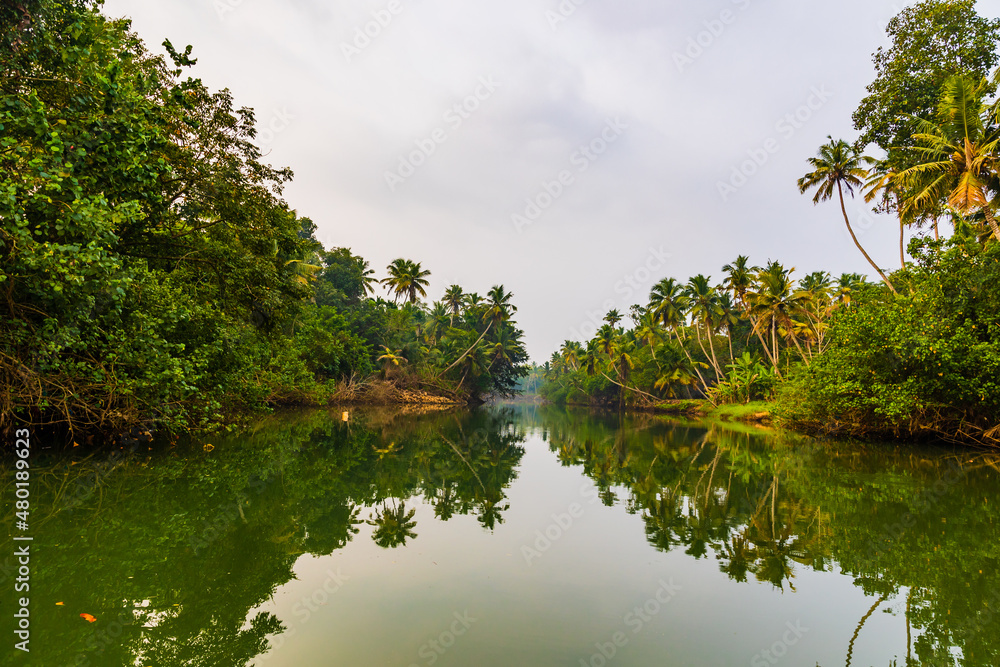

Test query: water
[2,406,999,666]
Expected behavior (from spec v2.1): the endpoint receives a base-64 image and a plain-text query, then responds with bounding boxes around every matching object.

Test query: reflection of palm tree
[368,501,418,548]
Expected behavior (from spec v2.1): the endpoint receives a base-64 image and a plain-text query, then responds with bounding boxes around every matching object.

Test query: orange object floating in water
[56,602,64,606]
[80,613,97,623]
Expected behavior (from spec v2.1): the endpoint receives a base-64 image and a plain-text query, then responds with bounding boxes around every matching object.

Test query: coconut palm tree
[425,302,450,346]
[896,74,1000,243]
[443,285,465,326]
[634,309,664,363]
[798,137,897,293]
[746,262,810,374]
[381,258,431,303]
[604,309,623,328]
[648,277,690,343]
[721,255,759,310]
[685,275,724,378]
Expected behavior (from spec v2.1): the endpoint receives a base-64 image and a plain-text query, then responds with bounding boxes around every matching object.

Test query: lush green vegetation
[0,1,527,438]
[540,0,1000,446]
[0,408,526,665]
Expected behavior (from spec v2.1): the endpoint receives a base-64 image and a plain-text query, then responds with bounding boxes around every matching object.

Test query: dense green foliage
[853,0,1000,158]
[777,238,1000,441]
[0,1,527,437]
[539,261,858,409]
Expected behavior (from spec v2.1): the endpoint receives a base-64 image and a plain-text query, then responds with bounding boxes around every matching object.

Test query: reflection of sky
[103,0,1000,361]
[248,431,908,667]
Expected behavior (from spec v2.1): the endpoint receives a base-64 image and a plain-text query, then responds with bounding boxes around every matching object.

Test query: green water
[2,406,999,666]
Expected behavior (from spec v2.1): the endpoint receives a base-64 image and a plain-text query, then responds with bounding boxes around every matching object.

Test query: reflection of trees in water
[529,405,1000,667]
[369,500,418,548]
[0,407,526,667]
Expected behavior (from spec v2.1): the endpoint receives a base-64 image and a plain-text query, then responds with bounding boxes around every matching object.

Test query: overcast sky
[103,0,1000,361]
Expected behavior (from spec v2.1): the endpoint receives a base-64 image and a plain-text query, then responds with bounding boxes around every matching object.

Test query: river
[2,406,998,666]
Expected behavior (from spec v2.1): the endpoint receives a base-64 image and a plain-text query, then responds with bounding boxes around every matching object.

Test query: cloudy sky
[104,0,1000,361]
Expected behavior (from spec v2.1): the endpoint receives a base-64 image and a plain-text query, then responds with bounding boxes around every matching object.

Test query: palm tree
[834,272,865,308]
[648,277,707,391]
[896,75,1000,243]
[648,278,690,343]
[634,309,664,363]
[443,285,465,326]
[746,262,810,374]
[798,137,897,293]
[604,309,623,328]
[377,346,407,376]
[721,256,759,310]
[485,285,516,327]
[715,291,740,365]
[425,302,450,346]
[559,341,583,370]
[381,258,431,303]
[864,158,915,270]
[685,275,724,378]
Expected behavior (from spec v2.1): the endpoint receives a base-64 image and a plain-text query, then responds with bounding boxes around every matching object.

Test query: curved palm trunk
[704,323,723,378]
[693,325,721,378]
[438,321,493,377]
[838,182,897,293]
[750,317,782,379]
[671,327,711,394]
[983,206,1000,242]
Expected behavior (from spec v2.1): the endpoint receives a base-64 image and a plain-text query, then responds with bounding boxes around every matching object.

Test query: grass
[654,400,775,423]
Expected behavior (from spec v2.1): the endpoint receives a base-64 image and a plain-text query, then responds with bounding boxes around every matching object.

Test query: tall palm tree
[685,275,724,378]
[721,256,759,310]
[746,262,810,374]
[633,309,664,363]
[604,309,623,328]
[443,284,465,326]
[381,258,431,303]
[648,277,707,391]
[715,291,740,365]
[798,137,897,293]
[896,75,1000,243]
[864,158,916,270]
[560,341,583,370]
[485,285,516,327]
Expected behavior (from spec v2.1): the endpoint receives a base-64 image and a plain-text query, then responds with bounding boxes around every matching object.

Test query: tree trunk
[983,206,1000,242]
[899,210,906,268]
[838,182,897,293]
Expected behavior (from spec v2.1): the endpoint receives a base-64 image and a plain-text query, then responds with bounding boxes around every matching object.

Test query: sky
[103,0,1000,361]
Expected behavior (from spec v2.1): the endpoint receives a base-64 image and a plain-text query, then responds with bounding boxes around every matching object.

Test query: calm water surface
[2,406,999,666]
